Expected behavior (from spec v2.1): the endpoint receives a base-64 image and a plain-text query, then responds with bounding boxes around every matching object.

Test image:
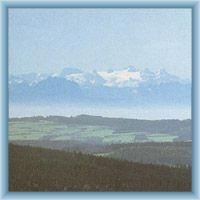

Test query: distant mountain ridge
[10,66,190,87]
[9,66,191,106]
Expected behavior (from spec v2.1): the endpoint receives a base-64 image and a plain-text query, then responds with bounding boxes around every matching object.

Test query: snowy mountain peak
[98,69,141,87]
[9,66,188,88]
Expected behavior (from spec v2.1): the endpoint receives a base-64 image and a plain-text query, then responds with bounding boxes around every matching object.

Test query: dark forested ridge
[9,144,191,191]
[11,140,192,166]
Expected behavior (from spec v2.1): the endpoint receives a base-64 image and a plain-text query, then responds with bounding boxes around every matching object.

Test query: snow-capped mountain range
[9,66,191,106]
[9,66,189,88]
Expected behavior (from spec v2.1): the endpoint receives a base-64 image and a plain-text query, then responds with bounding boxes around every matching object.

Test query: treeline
[9,144,191,191]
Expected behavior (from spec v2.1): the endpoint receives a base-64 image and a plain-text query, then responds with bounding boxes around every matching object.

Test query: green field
[9,119,179,144]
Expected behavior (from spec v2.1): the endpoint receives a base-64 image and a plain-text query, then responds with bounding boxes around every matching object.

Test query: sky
[9,8,191,80]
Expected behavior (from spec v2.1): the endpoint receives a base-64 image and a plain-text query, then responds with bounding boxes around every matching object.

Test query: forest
[12,140,192,166]
[9,144,191,191]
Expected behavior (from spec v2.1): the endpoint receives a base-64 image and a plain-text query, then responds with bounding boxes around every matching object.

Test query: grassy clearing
[147,134,178,142]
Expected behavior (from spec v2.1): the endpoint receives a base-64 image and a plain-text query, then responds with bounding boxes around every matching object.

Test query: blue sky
[9,8,191,79]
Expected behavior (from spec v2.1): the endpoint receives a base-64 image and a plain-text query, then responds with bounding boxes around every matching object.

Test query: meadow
[9,119,180,143]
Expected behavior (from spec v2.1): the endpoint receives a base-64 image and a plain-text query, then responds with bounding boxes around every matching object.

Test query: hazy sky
[9,8,191,79]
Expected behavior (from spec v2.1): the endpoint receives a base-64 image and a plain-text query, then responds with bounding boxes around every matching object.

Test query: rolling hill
[9,144,191,191]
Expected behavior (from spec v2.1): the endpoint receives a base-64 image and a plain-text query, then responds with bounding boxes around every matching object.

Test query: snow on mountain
[9,66,189,88]
[97,67,183,87]
[9,73,50,86]
[65,71,105,86]
[9,67,191,106]
[98,68,141,87]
